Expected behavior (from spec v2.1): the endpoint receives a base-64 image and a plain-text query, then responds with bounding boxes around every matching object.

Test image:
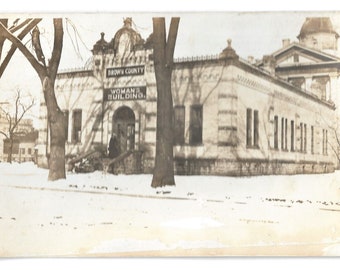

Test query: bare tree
[151,17,180,188]
[0,89,35,163]
[0,18,66,180]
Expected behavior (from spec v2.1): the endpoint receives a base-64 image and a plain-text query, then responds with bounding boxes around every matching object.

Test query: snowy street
[1,162,340,256]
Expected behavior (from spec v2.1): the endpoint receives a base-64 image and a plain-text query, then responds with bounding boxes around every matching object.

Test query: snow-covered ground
[1,162,340,256]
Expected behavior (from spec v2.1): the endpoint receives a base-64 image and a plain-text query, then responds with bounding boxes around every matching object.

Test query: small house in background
[0,115,38,163]
[2,131,38,163]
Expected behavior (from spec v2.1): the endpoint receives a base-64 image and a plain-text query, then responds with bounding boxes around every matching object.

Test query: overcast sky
[3,12,340,75]
[1,10,340,123]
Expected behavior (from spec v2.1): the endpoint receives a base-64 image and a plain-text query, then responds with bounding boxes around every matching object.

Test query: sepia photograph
[1,5,340,260]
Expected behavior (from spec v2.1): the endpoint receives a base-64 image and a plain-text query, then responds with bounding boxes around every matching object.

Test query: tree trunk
[7,137,13,163]
[151,63,175,187]
[151,17,180,188]
[43,77,66,181]
[0,18,65,180]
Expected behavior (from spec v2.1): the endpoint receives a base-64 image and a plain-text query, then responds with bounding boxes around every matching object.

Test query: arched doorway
[112,106,135,155]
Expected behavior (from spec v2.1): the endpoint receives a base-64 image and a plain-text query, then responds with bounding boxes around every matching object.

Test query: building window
[28,148,32,155]
[293,54,299,63]
[325,129,328,155]
[127,124,135,151]
[281,118,288,151]
[281,117,284,150]
[322,129,328,155]
[285,118,288,150]
[254,110,259,147]
[189,105,202,145]
[274,115,279,149]
[288,77,305,89]
[20,148,25,155]
[72,109,82,143]
[246,108,252,147]
[304,124,307,153]
[63,110,69,142]
[299,122,307,153]
[290,120,295,151]
[311,76,329,101]
[300,122,303,152]
[311,126,314,154]
[246,108,259,148]
[173,106,185,145]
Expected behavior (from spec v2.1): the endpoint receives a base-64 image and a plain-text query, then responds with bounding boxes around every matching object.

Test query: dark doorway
[112,106,135,155]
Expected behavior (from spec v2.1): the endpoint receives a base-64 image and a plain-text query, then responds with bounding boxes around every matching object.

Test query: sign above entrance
[106,65,145,77]
[104,86,147,101]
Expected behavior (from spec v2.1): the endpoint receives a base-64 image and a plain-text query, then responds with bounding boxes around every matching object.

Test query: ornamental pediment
[258,43,340,68]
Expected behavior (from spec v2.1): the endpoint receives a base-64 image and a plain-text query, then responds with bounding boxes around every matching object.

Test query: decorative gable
[257,42,340,68]
[276,51,324,66]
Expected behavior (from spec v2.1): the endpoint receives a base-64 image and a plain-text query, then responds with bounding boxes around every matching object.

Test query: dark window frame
[274,115,279,149]
[189,105,203,146]
[253,110,259,147]
[72,109,82,143]
[290,120,295,152]
[281,117,284,150]
[246,108,252,147]
[311,125,314,154]
[63,109,69,142]
[173,105,185,145]
[285,118,288,150]
[304,123,307,153]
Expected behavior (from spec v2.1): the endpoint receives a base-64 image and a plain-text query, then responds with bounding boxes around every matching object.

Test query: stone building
[0,115,37,162]
[36,17,339,175]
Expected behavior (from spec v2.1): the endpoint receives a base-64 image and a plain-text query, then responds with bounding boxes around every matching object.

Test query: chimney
[282,38,290,48]
[262,55,276,75]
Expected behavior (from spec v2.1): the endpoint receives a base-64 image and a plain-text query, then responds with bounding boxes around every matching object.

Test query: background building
[0,114,38,162]
[36,17,339,175]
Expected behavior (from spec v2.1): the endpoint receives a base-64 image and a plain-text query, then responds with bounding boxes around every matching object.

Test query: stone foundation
[171,158,335,176]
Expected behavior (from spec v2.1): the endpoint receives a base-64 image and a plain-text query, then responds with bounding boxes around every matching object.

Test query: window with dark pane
[189,105,202,145]
[253,110,259,147]
[173,106,185,145]
[246,108,252,147]
[63,110,69,142]
[274,115,278,149]
[72,109,82,143]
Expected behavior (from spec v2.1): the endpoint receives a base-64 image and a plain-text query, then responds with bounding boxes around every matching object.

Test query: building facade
[36,17,339,175]
[0,115,38,162]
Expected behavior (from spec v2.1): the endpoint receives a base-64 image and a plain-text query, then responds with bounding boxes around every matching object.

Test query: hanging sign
[104,86,146,101]
[106,65,145,77]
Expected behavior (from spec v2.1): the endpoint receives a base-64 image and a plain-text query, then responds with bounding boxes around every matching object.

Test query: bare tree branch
[0,20,45,77]
[0,106,11,125]
[32,26,46,66]
[165,17,180,67]
[49,18,64,82]
[0,18,42,78]
[9,18,32,33]
[15,99,35,130]
[0,18,8,60]
[0,130,9,139]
